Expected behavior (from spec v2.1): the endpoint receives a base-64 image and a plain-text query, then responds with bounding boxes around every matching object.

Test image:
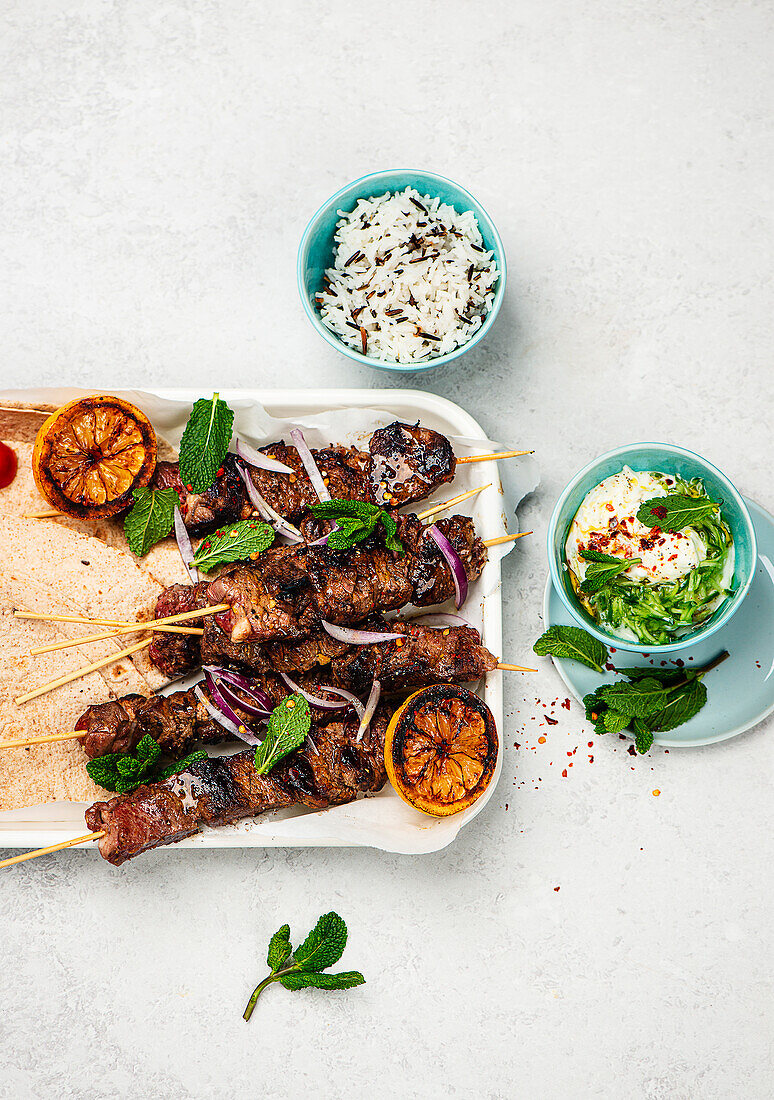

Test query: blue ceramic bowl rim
[296,169,507,372]
[546,442,758,653]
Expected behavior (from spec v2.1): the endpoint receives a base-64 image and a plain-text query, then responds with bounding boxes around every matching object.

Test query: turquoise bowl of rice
[297,170,506,371]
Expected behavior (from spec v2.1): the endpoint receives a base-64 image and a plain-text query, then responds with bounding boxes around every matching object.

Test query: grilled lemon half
[32,395,157,518]
[384,685,498,817]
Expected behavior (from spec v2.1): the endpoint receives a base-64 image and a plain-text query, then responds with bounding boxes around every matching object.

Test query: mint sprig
[86,734,207,794]
[192,519,274,573]
[253,694,312,775]
[243,912,365,1021]
[178,393,234,493]
[309,498,404,554]
[124,486,179,556]
[635,493,720,532]
[533,625,607,672]
[579,548,641,595]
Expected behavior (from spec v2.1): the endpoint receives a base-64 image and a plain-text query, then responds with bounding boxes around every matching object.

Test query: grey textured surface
[1,2,772,1098]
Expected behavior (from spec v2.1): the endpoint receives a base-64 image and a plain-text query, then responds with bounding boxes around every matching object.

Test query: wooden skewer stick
[1,730,84,749]
[483,531,532,548]
[15,638,153,706]
[14,602,229,632]
[0,832,104,869]
[416,484,491,522]
[23,509,63,519]
[497,663,538,673]
[457,450,534,464]
[31,625,204,655]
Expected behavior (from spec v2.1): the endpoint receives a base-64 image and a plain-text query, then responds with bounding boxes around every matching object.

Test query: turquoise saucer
[541,498,774,747]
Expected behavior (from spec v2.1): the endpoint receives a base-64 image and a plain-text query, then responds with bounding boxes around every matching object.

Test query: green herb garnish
[533,625,607,672]
[635,493,721,533]
[192,519,274,573]
[243,911,365,1021]
[86,734,207,794]
[123,486,179,556]
[178,393,234,493]
[253,694,312,775]
[309,498,404,554]
[579,548,641,595]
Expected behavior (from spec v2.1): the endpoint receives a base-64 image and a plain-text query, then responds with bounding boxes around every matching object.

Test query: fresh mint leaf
[86,739,205,794]
[646,677,707,732]
[380,511,402,553]
[579,552,641,595]
[124,486,178,556]
[618,666,686,686]
[156,751,208,781]
[597,677,673,718]
[179,393,234,493]
[135,734,161,768]
[293,912,348,973]
[580,548,629,564]
[635,494,720,532]
[267,925,292,972]
[243,909,364,1021]
[534,626,607,673]
[193,519,274,573]
[253,695,312,775]
[278,971,365,991]
[633,720,655,755]
[603,709,630,734]
[310,499,378,520]
[309,497,403,554]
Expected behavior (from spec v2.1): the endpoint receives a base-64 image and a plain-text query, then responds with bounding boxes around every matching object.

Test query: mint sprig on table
[192,519,274,573]
[178,392,235,493]
[309,498,404,554]
[123,486,179,556]
[253,694,312,775]
[635,493,721,532]
[533,626,728,752]
[579,548,641,595]
[243,911,365,1021]
[86,734,207,795]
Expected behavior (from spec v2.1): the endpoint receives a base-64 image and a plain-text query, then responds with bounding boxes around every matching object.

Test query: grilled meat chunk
[150,421,455,533]
[149,580,211,679]
[207,548,314,643]
[85,709,389,865]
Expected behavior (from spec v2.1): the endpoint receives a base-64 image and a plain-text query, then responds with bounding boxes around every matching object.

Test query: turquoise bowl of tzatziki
[548,443,757,653]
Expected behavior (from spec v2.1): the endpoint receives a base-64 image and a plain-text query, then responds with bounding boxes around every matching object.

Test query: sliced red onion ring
[278,671,349,712]
[236,437,294,474]
[202,666,275,715]
[356,680,381,742]
[194,684,262,746]
[237,462,304,544]
[173,505,199,584]
[426,524,468,609]
[320,620,403,645]
[205,671,272,721]
[290,428,330,502]
[410,612,470,628]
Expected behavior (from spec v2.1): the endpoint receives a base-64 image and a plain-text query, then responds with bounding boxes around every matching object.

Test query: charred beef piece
[149,581,211,679]
[85,709,389,865]
[152,453,250,535]
[369,421,455,506]
[150,422,455,534]
[207,548,314,643]
[75,673,358,760]
[409,514,487,605]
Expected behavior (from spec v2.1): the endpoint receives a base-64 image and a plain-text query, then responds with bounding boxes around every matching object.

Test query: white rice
[317,186,499,363]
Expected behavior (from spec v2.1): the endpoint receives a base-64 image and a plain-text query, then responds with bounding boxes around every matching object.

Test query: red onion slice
[290,428,330,502]
[409,612,470,628]
[194,684,262,746]
[278,671,351,712]
[426,524,468,609]
[356,680,381,742]
[320,620,403,645]
[206,671,272,720]
[202,666,275,715]
[173,505,199,584]
[236,438,294,474]
[237,462,304,544]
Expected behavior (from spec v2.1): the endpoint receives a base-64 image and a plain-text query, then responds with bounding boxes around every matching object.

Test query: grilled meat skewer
[85,709,390,865]
[148,513,485,675]
[152,421,455,534]
[77,622,498,758]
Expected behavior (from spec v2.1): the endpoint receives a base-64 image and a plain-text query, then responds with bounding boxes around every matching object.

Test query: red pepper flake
[561,699,570,710]
[587,742,594,748]
[566,751,573,757]
[544,716,558,726]
[538,736,546,744]
[588,754,594,763]
[651,505,668,520]
[561,768,568,778]
[216,467,224,477]
[553,886,560,892]
[186,484,193,491]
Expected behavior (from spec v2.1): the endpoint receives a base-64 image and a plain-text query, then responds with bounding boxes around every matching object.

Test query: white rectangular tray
[0,387,509,855]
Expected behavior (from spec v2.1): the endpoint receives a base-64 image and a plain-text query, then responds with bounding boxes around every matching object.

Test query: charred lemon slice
[385,685,498,817]
[32,395,157,518]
